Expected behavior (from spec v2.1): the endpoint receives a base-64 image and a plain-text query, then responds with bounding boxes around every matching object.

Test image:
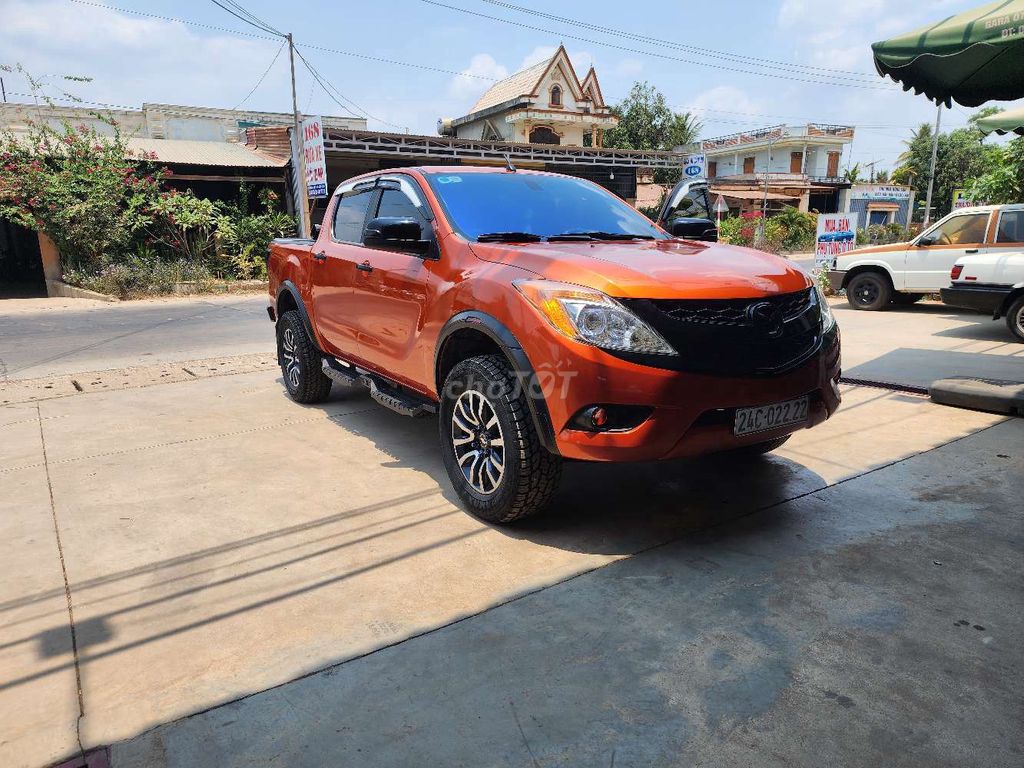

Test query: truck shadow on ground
[324,385,827,557]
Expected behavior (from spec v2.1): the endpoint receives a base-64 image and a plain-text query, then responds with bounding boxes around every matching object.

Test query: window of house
[529,126,561,145]
[996,210,1024,243]
[743,157,755,174]
[926,213,989,245]
[332,190,373,243]
[550,85,562,107]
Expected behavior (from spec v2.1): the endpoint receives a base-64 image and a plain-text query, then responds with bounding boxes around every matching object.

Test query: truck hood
[839,241,912,258]
[469,239,812,299]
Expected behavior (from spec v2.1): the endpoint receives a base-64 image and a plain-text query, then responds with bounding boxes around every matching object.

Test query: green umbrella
[976,103,1024,134]
[872,0,1024,107]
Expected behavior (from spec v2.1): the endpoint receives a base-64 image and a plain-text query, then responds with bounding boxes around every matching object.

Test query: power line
[420,0,896,91]
[294,47,408,131]
[68,0,277,41]
[232,40,286,110]
[479,0,879,83]
[208,0,283,37]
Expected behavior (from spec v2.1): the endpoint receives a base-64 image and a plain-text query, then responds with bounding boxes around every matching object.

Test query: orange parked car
[267,166,841,523]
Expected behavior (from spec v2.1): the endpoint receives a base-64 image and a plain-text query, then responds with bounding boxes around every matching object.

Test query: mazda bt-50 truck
[267,167,841,523]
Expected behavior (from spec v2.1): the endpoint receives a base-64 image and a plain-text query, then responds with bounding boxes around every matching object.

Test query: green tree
[603,81,701,183]
[966,136,1024,204]
[844,163,862,183]
[874,169,890,183]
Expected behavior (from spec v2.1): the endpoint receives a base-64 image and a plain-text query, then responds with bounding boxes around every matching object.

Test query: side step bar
[321,358,437,418]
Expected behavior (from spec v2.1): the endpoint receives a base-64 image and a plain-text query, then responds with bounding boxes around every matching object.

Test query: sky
[0,0,1013,175]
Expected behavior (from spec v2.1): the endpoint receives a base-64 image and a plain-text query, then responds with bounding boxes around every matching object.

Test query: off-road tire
[892,292,925,305]
[846,272,892,311]
[277,310,332,403]
[439,355,561,524]
[1006,295,1024,342]
[730,435,791,456]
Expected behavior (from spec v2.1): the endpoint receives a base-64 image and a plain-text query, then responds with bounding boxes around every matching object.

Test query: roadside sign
[815,212,858,266]
[682,154,706,178]
[713,195,729,214]
[301,115,328,199]
[951,189,984,209]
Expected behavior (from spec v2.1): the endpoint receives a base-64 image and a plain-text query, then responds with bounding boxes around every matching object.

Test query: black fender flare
[276,280,323,354]
[435,311,559,455]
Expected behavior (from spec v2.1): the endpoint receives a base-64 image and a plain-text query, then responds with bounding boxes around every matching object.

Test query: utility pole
[923,103,942,227]
[758,133,775,247]
[287,33,311,239]
[1,77,6,103]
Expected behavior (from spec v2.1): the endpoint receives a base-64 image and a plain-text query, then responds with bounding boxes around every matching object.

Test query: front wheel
[1006,296,1024,342]
[439,355,561,524]
[846,272,892,311]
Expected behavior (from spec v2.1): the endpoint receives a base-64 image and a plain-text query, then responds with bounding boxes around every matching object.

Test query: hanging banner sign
[682,154,706,178]
[301,115,328,199]
[815,212,858,264]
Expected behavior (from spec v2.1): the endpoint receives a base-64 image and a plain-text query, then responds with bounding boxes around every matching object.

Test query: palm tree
[875,169,890,183]
[844,163,862,183]
[897,123,932,166]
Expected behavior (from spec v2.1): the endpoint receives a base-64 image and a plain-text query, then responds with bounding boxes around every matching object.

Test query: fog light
[589,406,608,428]
[569,404,653,432]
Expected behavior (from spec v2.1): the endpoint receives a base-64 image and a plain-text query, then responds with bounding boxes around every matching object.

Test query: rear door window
[332,190,373,243]
[995,210,1024,243]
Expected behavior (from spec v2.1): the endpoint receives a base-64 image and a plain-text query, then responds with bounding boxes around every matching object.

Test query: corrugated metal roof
[125,138,287,168]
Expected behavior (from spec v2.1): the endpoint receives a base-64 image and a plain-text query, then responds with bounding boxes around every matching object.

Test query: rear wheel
[892,292,925,305]
[846,272,892,311]
[439,355,561,524]
[277,310,332,403]
[1006,295,1024,342]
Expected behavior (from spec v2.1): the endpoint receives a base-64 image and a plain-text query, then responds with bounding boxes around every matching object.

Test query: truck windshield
[423,172,667,242]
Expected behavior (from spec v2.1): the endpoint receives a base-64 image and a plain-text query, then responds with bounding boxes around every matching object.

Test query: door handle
[964,248,979,253]
[313,250,327,262]
[356,261,374,273]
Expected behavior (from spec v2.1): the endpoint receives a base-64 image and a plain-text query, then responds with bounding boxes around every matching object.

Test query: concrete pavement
[1,293,1021,767]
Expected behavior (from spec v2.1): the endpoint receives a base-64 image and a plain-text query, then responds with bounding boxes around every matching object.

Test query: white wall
[708,142,846,178]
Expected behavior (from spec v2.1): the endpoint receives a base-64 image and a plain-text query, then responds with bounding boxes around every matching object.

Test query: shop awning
[712,189,799,201]
[871,0,1024,107]
[976,103,1024,135]
[867,202,901,211]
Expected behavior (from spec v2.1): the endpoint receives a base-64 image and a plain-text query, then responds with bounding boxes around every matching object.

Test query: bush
[858,223,908,246]
[773,207,817,252]
[64,252,213,299]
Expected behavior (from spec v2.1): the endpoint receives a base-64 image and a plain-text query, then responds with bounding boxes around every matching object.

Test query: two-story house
[438,46,618,146]
[702,124,855,214]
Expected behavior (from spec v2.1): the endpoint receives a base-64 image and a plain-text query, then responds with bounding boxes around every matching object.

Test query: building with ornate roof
[438,45,618,147]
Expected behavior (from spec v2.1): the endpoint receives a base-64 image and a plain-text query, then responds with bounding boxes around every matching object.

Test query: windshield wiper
[548,231,656,241]
[476,231,543,243]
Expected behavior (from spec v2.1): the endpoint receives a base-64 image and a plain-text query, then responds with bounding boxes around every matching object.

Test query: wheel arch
[842,263,896,290]
[435,311,558,455]
[997,285,1024,320]
[276,280,322,354]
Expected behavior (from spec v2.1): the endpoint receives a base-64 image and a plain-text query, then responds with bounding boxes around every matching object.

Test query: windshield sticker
[436,175,462,184]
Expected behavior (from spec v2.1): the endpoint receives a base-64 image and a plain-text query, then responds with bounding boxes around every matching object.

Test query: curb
[45,280,118,302]
[929,377,1024,416]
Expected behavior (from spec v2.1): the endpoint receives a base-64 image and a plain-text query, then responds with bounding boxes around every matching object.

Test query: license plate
[734,396,809,436]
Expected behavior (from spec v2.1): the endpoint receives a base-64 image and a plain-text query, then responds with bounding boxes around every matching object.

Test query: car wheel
[277,310,332,403]
[729,435,791,457]
[892,292,925,305]
[846,272,892,311]
[1006,295,1024,342]
[439,355,561,524]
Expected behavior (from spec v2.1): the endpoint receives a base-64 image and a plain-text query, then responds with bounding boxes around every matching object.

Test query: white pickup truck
[940,251,1024,341]
[827,203,1024,311]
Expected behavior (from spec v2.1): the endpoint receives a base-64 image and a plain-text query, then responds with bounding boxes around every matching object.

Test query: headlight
[513,280,677,355]
[815,282,836,331]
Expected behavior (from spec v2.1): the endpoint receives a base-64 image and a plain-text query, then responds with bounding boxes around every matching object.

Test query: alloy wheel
[451,389,506,495]
[281,327,301,390]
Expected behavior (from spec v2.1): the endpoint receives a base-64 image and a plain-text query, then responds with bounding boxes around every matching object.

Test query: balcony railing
[702,123,855,151]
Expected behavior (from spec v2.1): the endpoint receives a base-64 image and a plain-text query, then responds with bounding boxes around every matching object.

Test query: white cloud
[447,53,508,100]
[0,0,285,114]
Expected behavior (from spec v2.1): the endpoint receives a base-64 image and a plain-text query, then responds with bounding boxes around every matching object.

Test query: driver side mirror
[363,216,431,255]
[669,217,718,242]
[918,232,938,247]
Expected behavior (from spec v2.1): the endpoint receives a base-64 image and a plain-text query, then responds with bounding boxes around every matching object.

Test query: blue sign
[307,182,327,198]
[682,153,706,179]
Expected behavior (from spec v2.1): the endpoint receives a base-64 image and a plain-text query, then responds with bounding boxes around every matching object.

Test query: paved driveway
[1,295,1021,767]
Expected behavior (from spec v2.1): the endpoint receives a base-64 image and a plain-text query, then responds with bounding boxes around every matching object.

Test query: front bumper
[520,323,842,462]
[940,284,1012,317]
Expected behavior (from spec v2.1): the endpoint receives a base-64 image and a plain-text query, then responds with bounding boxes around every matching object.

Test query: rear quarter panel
[268,237,315,312]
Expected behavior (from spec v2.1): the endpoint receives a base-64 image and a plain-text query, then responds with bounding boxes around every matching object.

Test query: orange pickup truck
[267,166,841,523]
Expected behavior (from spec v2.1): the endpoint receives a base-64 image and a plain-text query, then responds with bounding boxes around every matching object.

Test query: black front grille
[656,290,813,327]
[618,288,825,376]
